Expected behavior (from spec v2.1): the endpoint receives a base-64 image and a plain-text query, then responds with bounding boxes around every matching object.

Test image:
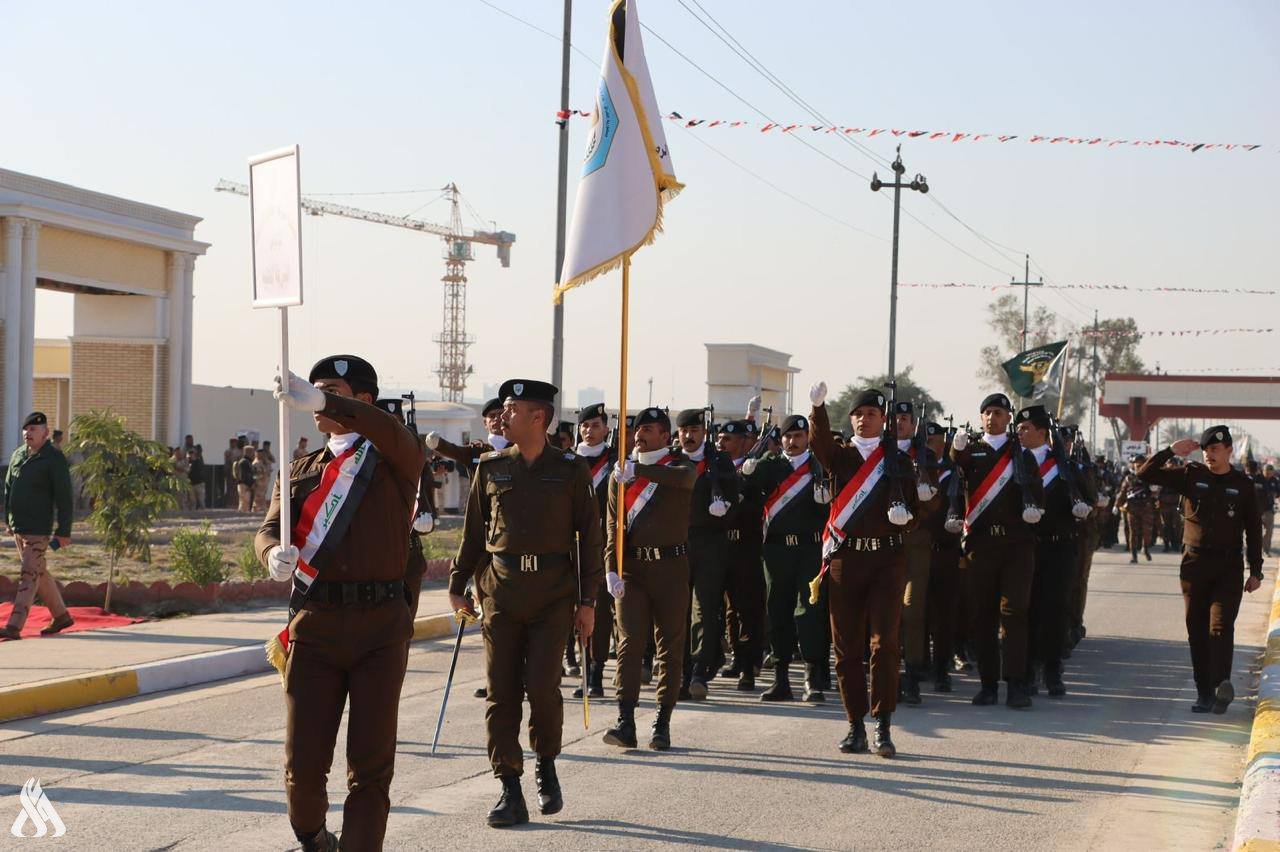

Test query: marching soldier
[809,384,917,757]
[258,355,425,851]
[1138,427,1263,713]
[1261,464,1279,555]
[603,407,696,751]
[1159,461,1184,552]
[924,422,962,692]
[718,419,768,691]
[674,408,737,699]
[448,379,602,827]
[1115,457,1157,563]
[950,392,1044,709]
[377,397,437,620]
[741,413,831,702]
[893,401,942,705]
[572,402,615,699]
[1066,428,1106,650]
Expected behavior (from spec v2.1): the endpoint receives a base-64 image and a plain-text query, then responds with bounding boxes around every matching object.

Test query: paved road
[0,547,1271,851]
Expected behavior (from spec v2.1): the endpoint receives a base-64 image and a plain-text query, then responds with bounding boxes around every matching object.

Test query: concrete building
[705,343,799,420]
[0,168,209,453]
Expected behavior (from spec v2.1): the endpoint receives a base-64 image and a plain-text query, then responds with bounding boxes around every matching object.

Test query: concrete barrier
[1233,568,1280,850]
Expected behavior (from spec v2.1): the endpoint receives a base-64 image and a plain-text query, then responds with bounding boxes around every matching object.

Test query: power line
[474,0,595,64]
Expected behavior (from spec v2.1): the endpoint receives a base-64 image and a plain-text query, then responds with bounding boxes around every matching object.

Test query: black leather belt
[493,553,569,573]
[1037,533,1078,544]
[310,580,404,606]
[983,524,1009,537]
[628,543,688,562]
[769,531,821,547]
[841,534,903,553]
[1185,545,1243,558]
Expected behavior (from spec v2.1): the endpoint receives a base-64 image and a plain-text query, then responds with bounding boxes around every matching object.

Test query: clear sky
[7,1,1279,447]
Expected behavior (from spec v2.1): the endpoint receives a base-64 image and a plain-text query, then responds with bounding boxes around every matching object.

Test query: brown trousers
[828,546,907,720]
[967,538,1035,685]
[587,593,615,665]
[900,529,933,669]
[6,534,67,631]
[1180,550,1245,695]
[616,555,691,709]
[237,483,254,513]
[284,600,412,850]
[479,557,576,778]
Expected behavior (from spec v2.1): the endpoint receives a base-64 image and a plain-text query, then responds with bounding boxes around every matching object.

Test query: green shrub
[238,536,267,581]
[169,523,229,585]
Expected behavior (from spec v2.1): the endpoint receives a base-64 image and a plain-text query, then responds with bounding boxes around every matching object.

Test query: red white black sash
[589,453,611,491]
[821,445,887,561]
[276,438,380,653]
[763,458,813,538]
[1038,455,1058,489]
[964,444,1014,532]
[624,453,677,530]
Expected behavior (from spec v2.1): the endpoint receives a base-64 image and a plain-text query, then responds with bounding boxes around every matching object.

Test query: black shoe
[296,826,338,852]
[534,757,562,815]
[972,683,999,706]
[763,651,776,668]
[1006,679,1032,710]
[688,666,709,701]
[872,714,896,758]
[838,720,869,754]
[818,660,833,691]
[649,704,672,751]
[1144,548,1152,562]
[1129,555,1138,564]
[721,657,741,679]
[803,664,826,703]
[1191,691,1213,713]
[487,776,529,828]
[737,669,755,691]
[1045,667,1066,698]
[1212,680,1234,715]
[953,653,972,673]
[678,684,693,701]
[474,687,488,699]
[603,701,638,748]
[934,671,953,693]
[564,663,582,678]
[900,668,922,705]
[1026,665,1041,697]
[761,664,794,702]
[40,613,75,636]
[588,662,605,699]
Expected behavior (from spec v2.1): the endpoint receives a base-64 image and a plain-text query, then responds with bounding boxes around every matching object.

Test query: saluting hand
[809,382,827,407]
[1171,438,1199,457]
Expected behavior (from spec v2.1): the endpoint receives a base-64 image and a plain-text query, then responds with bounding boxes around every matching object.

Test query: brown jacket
[256,393,426,582]
[809,403,919,539]
[604,456,696,565]
[950,432,1043,546]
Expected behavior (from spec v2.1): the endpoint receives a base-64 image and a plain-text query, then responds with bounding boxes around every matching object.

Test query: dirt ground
[0,509,462,587]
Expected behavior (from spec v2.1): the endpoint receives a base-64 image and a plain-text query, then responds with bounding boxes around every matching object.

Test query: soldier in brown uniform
[808,384,917,757]
[1115,457,1157,563]
[257,355,425,852]
[572,402,616,699]
[950,392,1044,709]
[1138,427,1264,714]
[449,379,602,827]
[602,407,696,751]
[893,401,942,705]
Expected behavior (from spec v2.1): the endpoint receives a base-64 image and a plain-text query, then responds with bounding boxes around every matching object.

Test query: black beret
[555,420,575,436]
[745,421,760,436]
[22,411,47,428]
[925,421,944,436]
[482,397,503,417]
[499,378,558,406]
[309,355,378,396]
[780,414,809,434]
[1014,404,1050,428]
[893,401,914,416]
[676,408,705,429]
[634,407,671,432]
[577,403,608,425]
[1060,424,1080,438]
[375,398,404,423]
[719,419,752,436]
[979,392,1012,413]
[849,388,886,413]
[1200,425,1232,449]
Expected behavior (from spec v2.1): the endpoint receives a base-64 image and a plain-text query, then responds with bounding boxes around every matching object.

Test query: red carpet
[0,604,146,638]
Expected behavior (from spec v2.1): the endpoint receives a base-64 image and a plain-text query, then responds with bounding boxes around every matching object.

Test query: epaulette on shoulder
[480,449,507,462]
[563,451,577,461]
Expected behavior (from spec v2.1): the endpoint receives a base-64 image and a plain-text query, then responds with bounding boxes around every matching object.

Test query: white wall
[73,293,158,338]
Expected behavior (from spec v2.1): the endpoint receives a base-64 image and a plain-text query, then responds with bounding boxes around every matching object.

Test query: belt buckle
[785,534,798,547]
[644,546,657,561]
[727,529,740,542]
[520,554,537,572]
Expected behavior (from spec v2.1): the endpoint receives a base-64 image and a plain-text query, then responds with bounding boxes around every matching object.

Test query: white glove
[813,482,833,505]
[809,381,828,407]
[708,499,729,518]
[944,516,964,534]
[1071,501,1092,520]
[1111,506,1120,516]
[413,512,435,533]
[605,572,625,600]
[424,431,441,450]
[887,504,913,526]
[274,372,325,412]
[741,457,759,476]
[267,544,298,581]
[916,483,938,502]
[1022,506,1043,525]
[1096,494,1110,507]
[951,431,969,452]
[746,395,762,419]
[613,460,636,484]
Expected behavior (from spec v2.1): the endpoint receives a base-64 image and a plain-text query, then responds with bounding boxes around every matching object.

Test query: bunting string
[904,282,1276,295]
[1077,327,1273,339]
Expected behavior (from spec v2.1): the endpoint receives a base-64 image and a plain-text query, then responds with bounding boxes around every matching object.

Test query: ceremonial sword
[575,531,589,729]
[431,590,474,755]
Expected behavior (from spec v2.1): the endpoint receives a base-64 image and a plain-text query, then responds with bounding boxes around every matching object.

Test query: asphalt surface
[0,546,1272,851]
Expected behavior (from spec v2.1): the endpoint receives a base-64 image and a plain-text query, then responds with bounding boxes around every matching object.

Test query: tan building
[0,169,209,452]
[705,343,799,420]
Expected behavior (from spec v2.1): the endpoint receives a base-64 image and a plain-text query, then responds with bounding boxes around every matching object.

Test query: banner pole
[616,255,631,579]
[1056,340,1070,420]
[278,306,291,535]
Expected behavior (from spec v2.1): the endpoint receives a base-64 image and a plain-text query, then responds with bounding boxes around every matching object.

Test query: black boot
[534,757,562,815]
[803,663,826,703]
[474,686,488,699]
[971,682,999,706]
[1006,678,1032,709]
[1026,664,1041,696]
[1144,546,1152,562]
[817,659,833,691]
[933,662,953,693]
[1191,689,1214,713]
[872,714,896,758]
[721,647,742,678]
[296,826,338,852]
[1045,663,1066,698]
[588,662,605,698]
[760,663,794,702]
[688,664,709,701]
[1212,680,1234,715]
[900,666,922,705]
[649,704,673,750]
[838,719,869,754]
[487,776,529,828]
[737,666,756,692]
[603,701,637,748]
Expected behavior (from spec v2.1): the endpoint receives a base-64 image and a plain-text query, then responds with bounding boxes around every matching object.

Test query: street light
[871,146,928,384]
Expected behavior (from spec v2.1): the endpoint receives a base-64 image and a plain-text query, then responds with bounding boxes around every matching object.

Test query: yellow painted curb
[1266,634,1280,667]
[1238,839,1280,852]
[1270,594,1280,627]
[0,669,139,723]
[1246,700,1280,767]
[412,613,456,642]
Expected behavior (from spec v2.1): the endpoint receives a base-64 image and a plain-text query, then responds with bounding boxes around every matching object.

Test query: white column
[166,252,187,446]
[180,253,195,444]
[18,221,39,427]
[2,218,23,455]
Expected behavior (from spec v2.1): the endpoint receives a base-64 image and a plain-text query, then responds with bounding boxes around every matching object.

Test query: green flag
[1001,340,1068,399]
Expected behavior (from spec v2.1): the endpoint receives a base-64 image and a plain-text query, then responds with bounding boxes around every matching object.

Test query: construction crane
[215,179,515,402]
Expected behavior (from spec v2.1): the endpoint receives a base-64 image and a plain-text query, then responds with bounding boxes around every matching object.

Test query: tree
[67,410,181,611]
[827,365,941,427]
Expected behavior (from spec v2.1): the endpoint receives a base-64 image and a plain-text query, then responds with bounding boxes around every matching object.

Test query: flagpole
[1056,339,1070,420]
[616,254,631,579]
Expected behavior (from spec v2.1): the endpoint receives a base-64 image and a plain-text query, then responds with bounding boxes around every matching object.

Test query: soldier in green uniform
[602,407,696,751]
[449,379,602,828]
[1138,427,1263,713]
[572,402,615,699]
[718,418,768,691]
[741,414,831,702]
[924,421,962,692]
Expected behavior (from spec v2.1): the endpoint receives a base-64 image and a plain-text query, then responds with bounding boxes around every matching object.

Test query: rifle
[942,415,965,534]
[744,406,776,461]
[883,382,910,519]
[401,391,417,435]
[702,405,725,506]
[1048,417,1085,508]
[911,400,932,488]
[1008,421,1037,514]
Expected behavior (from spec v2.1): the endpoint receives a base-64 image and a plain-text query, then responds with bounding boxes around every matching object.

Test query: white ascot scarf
[577,440,605,458]
[851,434,880,460]
[982,432,1008,452]
[327,432,360,456]
[488,434,509,450]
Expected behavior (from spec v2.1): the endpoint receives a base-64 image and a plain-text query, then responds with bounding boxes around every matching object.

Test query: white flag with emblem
[554,0,682,302]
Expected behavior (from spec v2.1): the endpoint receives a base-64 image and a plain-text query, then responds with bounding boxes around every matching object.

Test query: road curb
[0,611,456,723]
[1233,565,1280,851]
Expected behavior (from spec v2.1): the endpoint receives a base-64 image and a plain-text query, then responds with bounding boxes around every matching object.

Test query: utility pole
[550,0,573,421]
[1089,310,1099,451]
[1010,254,1044,352]
[647,376,653,406]
[870,146,928,383]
